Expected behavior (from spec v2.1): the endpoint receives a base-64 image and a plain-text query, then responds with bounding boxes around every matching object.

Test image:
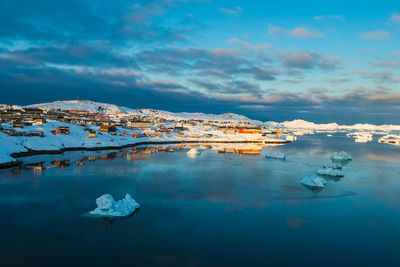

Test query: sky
[0,0,400,124]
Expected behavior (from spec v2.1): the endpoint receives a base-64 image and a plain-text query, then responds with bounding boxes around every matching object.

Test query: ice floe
[88,194,140,217]
[300,175,327,189]
[187,148,201,157]
[317,167,345,177]
[323,162,342,170]
[330,151,352,161]
[265,152,286,160]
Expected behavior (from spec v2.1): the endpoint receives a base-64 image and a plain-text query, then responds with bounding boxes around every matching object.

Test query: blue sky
[0,0,400,123]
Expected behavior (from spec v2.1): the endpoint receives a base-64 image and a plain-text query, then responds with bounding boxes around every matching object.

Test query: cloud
[361,30,391,41]
[188,79,264,97]
[279,51,341,70]
[341,70,400,83]
[267,25,287,38]
[0,45,137,69]
[289,27,324,39]
[0,0,196,45]
[389,11,400,23]
[217,6,242,16]
[314,14,344,21]
[226,38,271,54]
[373,61,400,68]
[267,25,323,39]
[137,47,278,81]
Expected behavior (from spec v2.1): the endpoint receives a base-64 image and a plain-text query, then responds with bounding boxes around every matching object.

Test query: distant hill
[27,100,262,124]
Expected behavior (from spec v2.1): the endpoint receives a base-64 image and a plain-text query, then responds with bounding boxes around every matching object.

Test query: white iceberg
[88,194,140,217]
[330,151,352,161]
[317,167,345,177]
[265,152,286,160]
[300,175,327,189]
[187,148,201,157]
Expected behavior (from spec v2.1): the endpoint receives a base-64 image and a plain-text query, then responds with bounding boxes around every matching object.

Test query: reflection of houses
[34,166,43,172]
[237,148,262,155]
[51,160,70,168]
[76,160,86,166]
[215,144,263,155]
[126,151,151,160]
[99,152,117,160]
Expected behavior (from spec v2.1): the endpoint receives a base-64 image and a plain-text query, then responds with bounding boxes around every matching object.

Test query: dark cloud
[188,79,264,97]
[0,45,137,68]
[0,0,196,44]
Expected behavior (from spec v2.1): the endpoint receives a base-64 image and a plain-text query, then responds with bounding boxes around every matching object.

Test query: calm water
[1,133,400,266]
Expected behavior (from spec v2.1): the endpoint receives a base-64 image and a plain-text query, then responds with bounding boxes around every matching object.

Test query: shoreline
[1,139,290,169]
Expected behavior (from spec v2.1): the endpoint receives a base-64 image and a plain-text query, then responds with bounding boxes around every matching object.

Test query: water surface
[1,134,400,266]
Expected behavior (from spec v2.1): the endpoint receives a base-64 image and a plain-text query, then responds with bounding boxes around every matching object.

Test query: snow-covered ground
[0,120,286,165]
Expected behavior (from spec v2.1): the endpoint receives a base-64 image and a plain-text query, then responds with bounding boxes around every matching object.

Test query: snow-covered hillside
[27,100,260,124]
[20,100,400,132]
[27,100,140,115]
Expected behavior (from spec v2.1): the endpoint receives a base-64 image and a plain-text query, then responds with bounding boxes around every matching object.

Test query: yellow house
[89,132,96,138]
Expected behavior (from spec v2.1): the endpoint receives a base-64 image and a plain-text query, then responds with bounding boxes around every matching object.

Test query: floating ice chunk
[88,194,140,217]
[265,152,286,160]
[300,175,327,188]
[323,162,342,170]
[187,148,201,157]
[330,151,352,161]
[317,167,345,177]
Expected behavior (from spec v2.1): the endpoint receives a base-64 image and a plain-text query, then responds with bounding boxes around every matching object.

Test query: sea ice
[265,152,286,160]
[300,175,327,189]
[317,167,345,177]
[330,151,352,161]
[88,194,140,217]
[187,148,201,157]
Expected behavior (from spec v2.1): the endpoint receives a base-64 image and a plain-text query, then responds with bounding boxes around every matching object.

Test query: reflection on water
[1,134,400,266]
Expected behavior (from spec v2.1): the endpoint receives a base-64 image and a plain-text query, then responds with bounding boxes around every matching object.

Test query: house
[26,131,44,137]
[100,125,116,132]
[127,121,152,130]
[143,131,159,137]
[52,126,70,135]
[238,128,262,134]
[89,131,96,138]
[12,120,23,128]
[34,119,43,125]
[219,127,237,134]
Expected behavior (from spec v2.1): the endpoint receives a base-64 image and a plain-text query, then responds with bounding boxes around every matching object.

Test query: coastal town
[0,100,295,168]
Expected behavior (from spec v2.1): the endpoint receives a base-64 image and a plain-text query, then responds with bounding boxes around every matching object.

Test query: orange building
[238,128,262,134]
